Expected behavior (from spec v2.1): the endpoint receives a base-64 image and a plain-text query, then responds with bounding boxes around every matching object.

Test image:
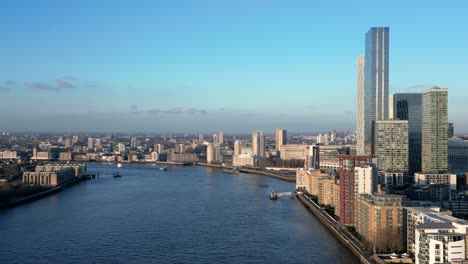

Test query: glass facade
[394,93,422,178]
[364,27,389,155]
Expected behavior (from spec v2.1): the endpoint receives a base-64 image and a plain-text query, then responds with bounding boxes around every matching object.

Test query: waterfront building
[322,177,339,208]
[373,120,409,184]
[252,131,266,158]
[363,27,390,155]
[422,87,448,173]
[296,169,328,197]
[168,152,198,163]
[355,194,405,252]
[337,155,377,226]
[156,144,164,153]
[414,173,457,190]
[279,144,306,160]
[233,140,242,157]
[207,143,221,164]
[356,55,365,155]
[275,128,287,149]
[394,93,423,178]
[233,153,255,167]
[23,164,86,187]
[304,145,320,169]
[448,137,468,169]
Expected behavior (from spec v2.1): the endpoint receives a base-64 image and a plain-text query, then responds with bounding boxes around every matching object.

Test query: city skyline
[1,1,468,133]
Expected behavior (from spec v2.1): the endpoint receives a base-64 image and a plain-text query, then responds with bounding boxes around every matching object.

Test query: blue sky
[1,0,467,133]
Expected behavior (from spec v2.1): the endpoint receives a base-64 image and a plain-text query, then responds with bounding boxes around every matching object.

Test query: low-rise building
[233,153,255,167]
[168,153,198,163]
[415,173,457,190]
[59,152,72,161]
[0,151,18,159]
[22,164,87,187]
[279,144,306,160]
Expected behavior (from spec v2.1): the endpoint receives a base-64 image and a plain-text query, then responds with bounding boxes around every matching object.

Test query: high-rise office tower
[364,27,389,154]
[422,87,448,173]
[213,134,219,144]
[275,128,287,149]
[394,93,422,176]
[198,134,204,143]
[356,55,365,155]
[373,120,409,183]
[252,131,266,158]
[305,145,320,169]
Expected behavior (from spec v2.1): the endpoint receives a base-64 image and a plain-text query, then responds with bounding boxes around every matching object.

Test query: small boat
[223,168,239,174]
[269,191,278,200]
[157,167,168,171]
[113,172,122,178]
[117,163,122,168]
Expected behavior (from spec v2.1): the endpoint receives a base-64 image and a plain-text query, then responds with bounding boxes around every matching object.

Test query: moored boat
[113,172,122,178]
[269,191,278,200]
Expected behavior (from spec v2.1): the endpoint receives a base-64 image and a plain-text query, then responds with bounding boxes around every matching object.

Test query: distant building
[117,143,126,153]
[168,152,198,163]
[448,138,468,169]
[233,153,255,167]
[414,173,457,190]
[279,144,306,160]
[0,150,18,159]
[448,122,455,138]
[32,148,50,160]
[59,152,72,161]
[422,87,448,173]
[218,132,224,144]
[252,131,266,158]
[319,145,350,169]
[130,137,140,149]
[206,143,221,164]
[87,137,94,150]
[275,128,287,149]
[304,145,320,169]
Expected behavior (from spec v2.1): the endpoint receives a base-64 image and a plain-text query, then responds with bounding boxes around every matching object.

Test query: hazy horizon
[1,1,467,133]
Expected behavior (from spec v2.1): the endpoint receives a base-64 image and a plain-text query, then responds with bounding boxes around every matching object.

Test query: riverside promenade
[197,163,295,182]
[297,193,374,264]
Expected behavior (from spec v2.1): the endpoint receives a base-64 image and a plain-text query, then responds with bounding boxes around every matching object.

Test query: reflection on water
[0,163,358,264]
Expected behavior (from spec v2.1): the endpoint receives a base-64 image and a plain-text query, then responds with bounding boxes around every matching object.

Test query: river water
[0,163,358,264]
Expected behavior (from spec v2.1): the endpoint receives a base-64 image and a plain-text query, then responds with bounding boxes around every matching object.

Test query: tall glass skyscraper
[363,27,389,154]
[394,93,422,178]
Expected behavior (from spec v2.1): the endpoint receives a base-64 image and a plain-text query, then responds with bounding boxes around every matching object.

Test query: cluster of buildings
[22,164,86,187]
[293,27,468,263]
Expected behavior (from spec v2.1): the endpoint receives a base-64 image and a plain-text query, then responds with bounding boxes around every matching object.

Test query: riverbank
[0,176,88,210]
[197,163,296,182]
[297,193,373,264]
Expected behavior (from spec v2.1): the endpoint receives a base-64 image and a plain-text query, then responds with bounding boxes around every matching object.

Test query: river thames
[0,163,358,264]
